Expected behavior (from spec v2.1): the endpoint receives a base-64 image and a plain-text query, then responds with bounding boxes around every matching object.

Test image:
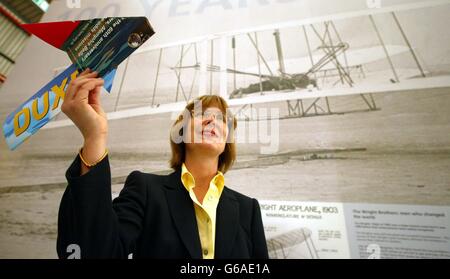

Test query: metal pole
[324,22,344,85]
[188,67,197,101]
[300,100,304,116]
[247,34,274,76]
[174,44,192,102]
[273,29,286,75]
[360,94,374,110]
[329,22,376,110]
[302,229,315,259]
[232,36,237,90]
[302,25,318,85]
[369,15,400,83]
[330,21,351,77]
[254,32,263,94]
[219,36,228,99]
[194,42,199,64]
[114,57,130,112]
[360,65,366,79]
[151,48,163,106]
[175,45,184,102]
[391,12,426,77]
[369,93,377,110]
[308,233,320,259]
[199,40,208,96]
[210,40,214,95]
[303,97,321,115]
[188,43,199,101]
[325,96,331,113]
[281,243,286,259]
[310,25,353,86]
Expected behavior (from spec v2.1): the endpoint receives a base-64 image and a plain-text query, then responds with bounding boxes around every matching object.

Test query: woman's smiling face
[185,105,228,157]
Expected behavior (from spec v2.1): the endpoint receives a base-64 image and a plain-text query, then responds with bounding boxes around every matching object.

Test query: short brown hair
[169,95,237,173]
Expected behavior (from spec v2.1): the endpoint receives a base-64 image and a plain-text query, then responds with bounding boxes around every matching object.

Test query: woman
[57,69,269,259]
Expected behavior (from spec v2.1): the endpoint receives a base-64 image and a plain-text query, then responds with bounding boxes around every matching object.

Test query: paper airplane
[3,17,155,150]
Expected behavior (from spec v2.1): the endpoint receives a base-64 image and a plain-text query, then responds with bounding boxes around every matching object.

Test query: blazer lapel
[163,169,202,259]
[215,187,239,259]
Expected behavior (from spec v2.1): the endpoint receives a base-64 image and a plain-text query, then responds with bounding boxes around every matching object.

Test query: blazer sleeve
[57,154,146,259]
[251,198,269,259]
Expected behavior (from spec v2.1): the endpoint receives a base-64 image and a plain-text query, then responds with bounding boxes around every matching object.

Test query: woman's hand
[61,69,108,174]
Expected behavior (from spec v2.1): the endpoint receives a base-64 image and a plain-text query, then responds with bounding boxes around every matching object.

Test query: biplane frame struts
[231,18,383,121]
[267,228,320,259]
[46,1,449,128]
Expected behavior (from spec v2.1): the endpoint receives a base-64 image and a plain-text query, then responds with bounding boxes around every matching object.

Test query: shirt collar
[181,163,225,194]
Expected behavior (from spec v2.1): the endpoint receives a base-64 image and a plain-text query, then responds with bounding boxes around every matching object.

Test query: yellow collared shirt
[181,163,224,259]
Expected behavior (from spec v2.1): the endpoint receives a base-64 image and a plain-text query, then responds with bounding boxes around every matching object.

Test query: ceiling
[0,0,53,24]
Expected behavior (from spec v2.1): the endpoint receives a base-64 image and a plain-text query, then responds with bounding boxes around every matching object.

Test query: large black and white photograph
[0,0,449,259]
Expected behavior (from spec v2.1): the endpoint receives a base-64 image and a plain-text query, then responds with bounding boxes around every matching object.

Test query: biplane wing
[9,0,450,137]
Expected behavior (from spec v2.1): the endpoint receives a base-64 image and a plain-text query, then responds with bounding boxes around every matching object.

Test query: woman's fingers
[71,71,99,88]
[65,72,87,101]
[72,78,104,102]
[88,84,102,106]
[60,68,109,145]
[79,72,98,80]
[78,68,96,77]
[65,69,98,99]
[76,68,92,80]
[66,76,103,101]
[79,68,90,75]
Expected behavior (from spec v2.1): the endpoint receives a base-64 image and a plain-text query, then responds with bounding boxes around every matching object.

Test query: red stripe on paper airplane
[21,20,81,49]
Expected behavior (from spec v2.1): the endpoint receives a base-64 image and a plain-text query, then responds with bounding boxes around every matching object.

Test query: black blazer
[57,155,269,259]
